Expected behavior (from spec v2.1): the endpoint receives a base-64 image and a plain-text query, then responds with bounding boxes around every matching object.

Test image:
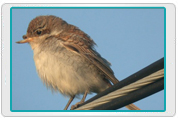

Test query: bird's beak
[16,38,33,44]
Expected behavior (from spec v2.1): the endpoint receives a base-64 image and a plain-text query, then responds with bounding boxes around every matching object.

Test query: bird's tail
[126,103,141,110]
[108,77,141,110]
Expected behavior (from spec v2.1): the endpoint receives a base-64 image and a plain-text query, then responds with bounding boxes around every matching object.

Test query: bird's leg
[71,90,88,110]
[64,95,75,110]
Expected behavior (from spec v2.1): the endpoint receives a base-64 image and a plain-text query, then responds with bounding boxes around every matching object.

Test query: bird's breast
[33,46,109,97]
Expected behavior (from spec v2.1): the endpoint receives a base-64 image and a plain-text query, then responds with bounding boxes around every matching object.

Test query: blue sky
[11,8,164,111]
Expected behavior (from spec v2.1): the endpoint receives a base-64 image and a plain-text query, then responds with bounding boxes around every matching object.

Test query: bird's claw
[70,101,84,110]
[70,104,78,110]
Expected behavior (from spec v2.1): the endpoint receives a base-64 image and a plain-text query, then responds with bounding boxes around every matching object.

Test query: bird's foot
[70,101,84,110]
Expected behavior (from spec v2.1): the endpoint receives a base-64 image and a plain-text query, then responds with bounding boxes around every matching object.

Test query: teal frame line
[10,6,166,112]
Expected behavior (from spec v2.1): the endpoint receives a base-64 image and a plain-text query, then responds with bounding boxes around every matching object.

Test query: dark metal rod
[79,57,164,107]
[92,78,164,110]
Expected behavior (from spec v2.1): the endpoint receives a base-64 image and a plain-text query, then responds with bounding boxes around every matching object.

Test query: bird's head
[16,15,95,51]
[16,15,67,49]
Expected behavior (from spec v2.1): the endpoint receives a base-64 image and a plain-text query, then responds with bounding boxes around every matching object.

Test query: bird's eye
[36,30,42,35]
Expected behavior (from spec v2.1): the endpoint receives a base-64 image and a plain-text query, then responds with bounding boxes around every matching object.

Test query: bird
[16,15,140,110]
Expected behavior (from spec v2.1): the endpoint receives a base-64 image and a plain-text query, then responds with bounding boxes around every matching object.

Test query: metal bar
[78,57,164,107]
[92,78,164,110]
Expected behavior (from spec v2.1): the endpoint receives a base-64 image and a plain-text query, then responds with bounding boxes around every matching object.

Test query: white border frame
[1,3,176,117]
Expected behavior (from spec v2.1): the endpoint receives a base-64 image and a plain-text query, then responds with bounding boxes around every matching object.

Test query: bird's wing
[56,31,119,84]
[56,29,141,110]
